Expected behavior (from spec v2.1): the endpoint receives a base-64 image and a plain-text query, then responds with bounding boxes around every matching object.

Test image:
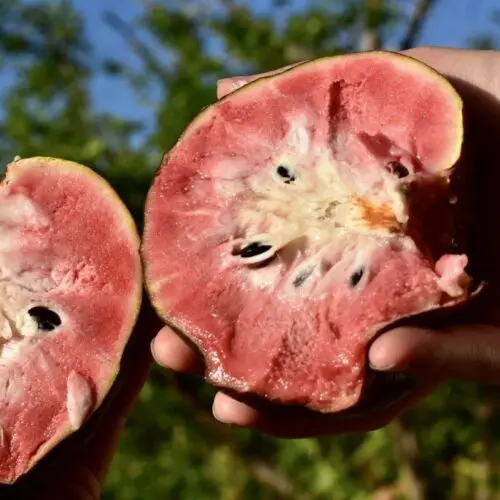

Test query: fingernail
[369,349,400,371]
[369,361,398,371]
[150,338,161,365]
[212,405,238,426]
[212,393,250,427]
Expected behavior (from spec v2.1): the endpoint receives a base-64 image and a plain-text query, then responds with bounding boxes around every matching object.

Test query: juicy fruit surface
[0,157,141,483]
[144,52,468,413]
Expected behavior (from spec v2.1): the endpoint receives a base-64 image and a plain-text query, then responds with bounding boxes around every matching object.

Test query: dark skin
[4,46,500,498]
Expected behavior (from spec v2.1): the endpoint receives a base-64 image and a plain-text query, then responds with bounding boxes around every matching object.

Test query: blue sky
[70,0,499,126]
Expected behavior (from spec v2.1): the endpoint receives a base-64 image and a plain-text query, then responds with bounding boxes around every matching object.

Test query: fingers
[211,379,437,439]
[154,320,500,436]
[369,324,500,385]
[151,325,205,376]
[150,324,435,437]
[150,324,442,437]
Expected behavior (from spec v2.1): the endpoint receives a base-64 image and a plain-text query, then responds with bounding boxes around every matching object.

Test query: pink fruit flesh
[0,157,141,483]
[143,52,469,413]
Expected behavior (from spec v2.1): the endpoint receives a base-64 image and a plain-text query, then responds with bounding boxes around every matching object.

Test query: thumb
[369,324,500,385]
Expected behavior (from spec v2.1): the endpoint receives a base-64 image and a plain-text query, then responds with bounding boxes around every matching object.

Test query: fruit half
[143,52,472,414]
[0,156,141,483]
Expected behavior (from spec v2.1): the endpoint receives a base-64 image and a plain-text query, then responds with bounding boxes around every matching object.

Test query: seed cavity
[349,268,364,287]
[276,165,296,184]
[28,307,61,332]
[386,161,409,179]
[237,242,273,258]
[292,266,315,288]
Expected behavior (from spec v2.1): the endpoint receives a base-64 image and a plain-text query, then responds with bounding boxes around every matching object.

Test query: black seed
[386,161,409,179]
[28,306,61,331]
[276,165,295,184]
[293,266,314,287]
[239,242,273,258]
[349,268,364,287]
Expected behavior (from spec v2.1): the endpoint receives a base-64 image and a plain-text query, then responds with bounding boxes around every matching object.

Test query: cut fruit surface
[0,156,141,483]
[143,52,471,413]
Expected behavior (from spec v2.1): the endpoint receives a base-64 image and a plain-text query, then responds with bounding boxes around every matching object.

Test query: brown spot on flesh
[354,197,400,233]
[318,201,339,221]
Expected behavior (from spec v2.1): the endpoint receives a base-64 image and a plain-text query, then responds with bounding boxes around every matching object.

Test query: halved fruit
[143,52,472,414]
[0,156,141,483]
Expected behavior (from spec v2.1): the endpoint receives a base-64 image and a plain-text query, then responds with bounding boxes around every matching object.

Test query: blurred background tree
[1,0,500,498]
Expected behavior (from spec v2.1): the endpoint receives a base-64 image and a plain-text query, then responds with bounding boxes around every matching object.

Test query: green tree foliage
[1,0,500,498]
[0,0,154,221]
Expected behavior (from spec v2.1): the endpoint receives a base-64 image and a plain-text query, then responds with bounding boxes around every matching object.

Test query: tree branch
[399,0,438,51]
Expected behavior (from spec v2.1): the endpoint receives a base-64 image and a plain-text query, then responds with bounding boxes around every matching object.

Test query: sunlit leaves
[2,1,500,499]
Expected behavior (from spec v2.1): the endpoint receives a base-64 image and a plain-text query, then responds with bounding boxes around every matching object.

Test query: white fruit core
[238,152,408,255]
[0,192,60,355]
[210,119,469,297]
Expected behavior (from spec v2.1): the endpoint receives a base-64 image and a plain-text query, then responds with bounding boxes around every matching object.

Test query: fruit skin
[143,51,473,415]
[0,156,142,484]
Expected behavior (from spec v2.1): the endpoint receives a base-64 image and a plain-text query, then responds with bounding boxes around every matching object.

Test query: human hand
[151,47,500,438]
[367,47,500,387]
[0,302,160,500]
